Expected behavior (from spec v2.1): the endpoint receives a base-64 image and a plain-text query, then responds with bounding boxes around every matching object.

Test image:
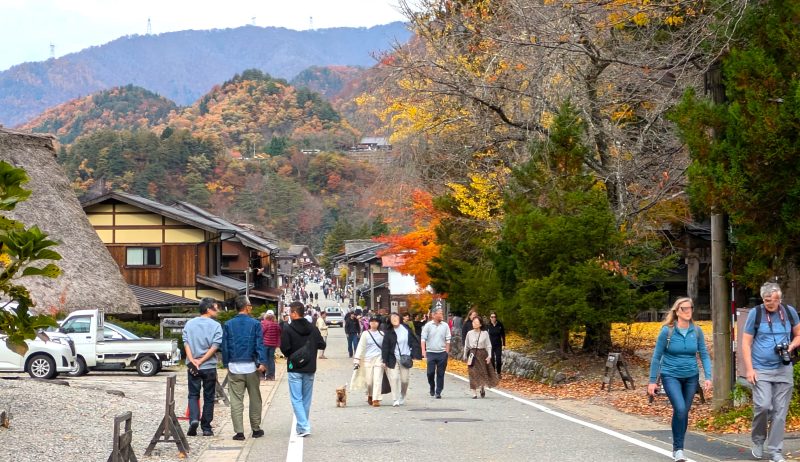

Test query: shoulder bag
[395,328,413,368]
[287,324,314,371]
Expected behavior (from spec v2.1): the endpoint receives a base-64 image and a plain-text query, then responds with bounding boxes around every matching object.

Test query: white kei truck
[59,309,180,376]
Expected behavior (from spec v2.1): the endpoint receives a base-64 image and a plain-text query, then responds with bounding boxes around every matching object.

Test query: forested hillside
[290,65,367,99]
[1,22,411,127]
[19,85,176,144]
[44,70,389,250]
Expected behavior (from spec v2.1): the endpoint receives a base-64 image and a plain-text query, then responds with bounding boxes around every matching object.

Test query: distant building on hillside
[350,137,392,152]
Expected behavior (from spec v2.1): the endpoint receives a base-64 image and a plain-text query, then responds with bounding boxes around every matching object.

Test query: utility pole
[707,62,732,410]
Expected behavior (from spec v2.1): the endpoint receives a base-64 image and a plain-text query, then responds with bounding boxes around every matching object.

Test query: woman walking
[647,297,712,462]
[382,312,422,406]
[487,311,506,377]
[353,316,385,407]
[316,311,329,359]
[463,316,499,398]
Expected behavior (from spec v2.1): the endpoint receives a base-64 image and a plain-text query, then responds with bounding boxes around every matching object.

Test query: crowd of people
[181,274,800,462]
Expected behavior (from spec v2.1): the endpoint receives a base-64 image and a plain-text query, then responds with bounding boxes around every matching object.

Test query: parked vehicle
[324,306,344,327]
[58,309,180,377]
[0,303,77,379]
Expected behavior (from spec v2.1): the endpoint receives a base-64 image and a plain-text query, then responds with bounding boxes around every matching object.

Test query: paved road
[247,326,692,461]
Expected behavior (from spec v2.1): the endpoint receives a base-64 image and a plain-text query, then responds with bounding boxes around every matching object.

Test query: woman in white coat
[352,316,385,407]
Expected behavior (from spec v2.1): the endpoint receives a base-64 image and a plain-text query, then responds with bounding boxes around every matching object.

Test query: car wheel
[27,354,57,379]
[136,356,159,376]
[66,356,87,377]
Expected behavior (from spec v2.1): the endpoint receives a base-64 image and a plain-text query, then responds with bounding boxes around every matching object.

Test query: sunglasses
[678,305,693,312]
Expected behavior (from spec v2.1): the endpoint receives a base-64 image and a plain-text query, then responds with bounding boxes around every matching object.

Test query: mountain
[290,65,368,100]
[1,22,411,127]
[19,85,177,144]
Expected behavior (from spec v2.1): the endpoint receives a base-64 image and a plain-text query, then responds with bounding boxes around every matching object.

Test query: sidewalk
[195,365,285,462]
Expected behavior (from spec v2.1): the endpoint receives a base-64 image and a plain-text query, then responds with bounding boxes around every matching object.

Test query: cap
[266,309,274,316]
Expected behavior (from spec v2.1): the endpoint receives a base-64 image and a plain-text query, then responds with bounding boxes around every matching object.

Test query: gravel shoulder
[0,368,230,462]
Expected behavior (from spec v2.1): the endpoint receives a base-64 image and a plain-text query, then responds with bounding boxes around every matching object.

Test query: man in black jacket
[344,312,361,358]
[487,311,506,377]
[280,301,326,438]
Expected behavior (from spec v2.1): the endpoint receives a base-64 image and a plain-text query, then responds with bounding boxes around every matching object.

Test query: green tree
[494,103,667,355]
[671,0,800,286]
[0,162,61,354]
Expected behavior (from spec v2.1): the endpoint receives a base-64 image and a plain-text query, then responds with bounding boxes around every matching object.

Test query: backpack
[752,304,799,339]
[287,324,315,371]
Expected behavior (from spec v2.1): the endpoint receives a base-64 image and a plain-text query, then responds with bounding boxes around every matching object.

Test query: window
[62,317,91,334]
[126,247,161,266]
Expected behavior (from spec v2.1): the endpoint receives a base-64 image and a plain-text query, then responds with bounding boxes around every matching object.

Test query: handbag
[288,324,314,371]
[396,342,413,368]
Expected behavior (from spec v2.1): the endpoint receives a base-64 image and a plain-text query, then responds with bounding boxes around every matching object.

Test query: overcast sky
[0,0,408,71]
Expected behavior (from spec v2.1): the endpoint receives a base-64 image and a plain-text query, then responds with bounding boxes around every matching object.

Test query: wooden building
[82,192,281,307]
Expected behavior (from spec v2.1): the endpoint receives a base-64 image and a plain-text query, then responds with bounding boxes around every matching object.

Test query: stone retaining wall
[450,337,566,386]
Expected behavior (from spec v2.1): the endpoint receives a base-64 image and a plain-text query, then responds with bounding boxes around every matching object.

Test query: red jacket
[261,319,282,347]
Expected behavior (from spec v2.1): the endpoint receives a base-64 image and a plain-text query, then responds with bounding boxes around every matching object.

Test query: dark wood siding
[107,244,203,287]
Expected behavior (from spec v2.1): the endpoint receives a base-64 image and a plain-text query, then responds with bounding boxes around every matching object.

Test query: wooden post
[711,212,732,410]
[107,412,137,462]
[215,373,230,406]
[145,374,190,457]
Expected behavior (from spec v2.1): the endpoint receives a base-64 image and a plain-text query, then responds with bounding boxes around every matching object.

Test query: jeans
[187,368,217,432]
[661,374,699,451]
[264,346,276,378]
[228,371,263,434]
[426,351,448,395]
[347,333,359,357]
[288,372,315,433]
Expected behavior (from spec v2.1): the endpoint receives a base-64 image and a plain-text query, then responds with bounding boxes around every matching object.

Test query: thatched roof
[0,128,140,314]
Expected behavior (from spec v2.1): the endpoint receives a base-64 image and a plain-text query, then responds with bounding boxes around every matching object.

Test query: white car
[0,303,77,379]
[324,307,344,327]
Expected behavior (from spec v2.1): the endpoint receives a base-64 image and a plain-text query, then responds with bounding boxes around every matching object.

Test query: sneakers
[752,443,763,459]
[187,420,199,437]
[398,397,405,406]
[772,454,786,462]
[202,430,214,437]
[232,433,245,441]
[252,429,264,438]
[673,449,686,462]
[435,393,442,399]
[429,388,435,397]
[392,400,400,407]
[296,430,311,438]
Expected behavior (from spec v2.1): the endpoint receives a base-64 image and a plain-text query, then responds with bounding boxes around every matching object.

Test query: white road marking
[446,371,693,461]
[285,414,303,462]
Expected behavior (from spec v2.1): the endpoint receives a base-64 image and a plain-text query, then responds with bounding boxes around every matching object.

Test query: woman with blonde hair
[647,297,712,462]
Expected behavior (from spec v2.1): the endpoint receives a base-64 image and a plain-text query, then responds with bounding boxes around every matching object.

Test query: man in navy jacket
[222,296,268,441]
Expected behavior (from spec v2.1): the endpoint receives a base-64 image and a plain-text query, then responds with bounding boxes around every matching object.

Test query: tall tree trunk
[582,322,612,356]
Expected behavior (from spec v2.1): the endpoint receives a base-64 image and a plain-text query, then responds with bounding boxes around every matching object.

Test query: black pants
[490,344,503,375]
[426,351,448,394]
[188,368,217,432]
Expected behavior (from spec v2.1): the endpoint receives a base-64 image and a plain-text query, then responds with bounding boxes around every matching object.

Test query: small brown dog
[336,386,347,408]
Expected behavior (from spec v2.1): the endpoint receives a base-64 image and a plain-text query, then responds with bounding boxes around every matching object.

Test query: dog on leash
[336,385,348,408]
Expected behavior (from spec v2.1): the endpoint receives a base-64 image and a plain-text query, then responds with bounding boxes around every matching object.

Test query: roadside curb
[237,366,285,462]
[194,365,285,462]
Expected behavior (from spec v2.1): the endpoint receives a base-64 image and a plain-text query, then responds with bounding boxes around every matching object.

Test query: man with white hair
[742,282,800,462]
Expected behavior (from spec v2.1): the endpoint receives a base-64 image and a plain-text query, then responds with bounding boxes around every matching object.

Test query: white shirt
[395,325,411,356]
[229,361,256,374]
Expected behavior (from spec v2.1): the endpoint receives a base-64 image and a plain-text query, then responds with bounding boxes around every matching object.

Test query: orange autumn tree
[378,189,442,311]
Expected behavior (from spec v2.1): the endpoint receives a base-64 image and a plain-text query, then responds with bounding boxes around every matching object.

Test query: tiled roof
[128,285,197,309]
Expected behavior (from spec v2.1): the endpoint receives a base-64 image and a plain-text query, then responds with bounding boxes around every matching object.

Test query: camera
[775,342,792,365]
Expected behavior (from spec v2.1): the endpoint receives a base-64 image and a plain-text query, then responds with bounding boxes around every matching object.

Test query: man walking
[281,301,326,437]
[345,311,361,358]
[260,310,281,380]
[742,282,800,462]
[222,296,268,441]
[421,307,451,399]
[182,297,222,437]
[316,311,329,359]
[487,311,506,377]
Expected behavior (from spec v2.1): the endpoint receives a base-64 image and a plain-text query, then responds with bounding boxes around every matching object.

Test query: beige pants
[363,355,384,401]
[387,364,410,401]
[228,371,263,434]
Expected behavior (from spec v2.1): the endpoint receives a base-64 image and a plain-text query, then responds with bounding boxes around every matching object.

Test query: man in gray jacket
[182,297,223,437]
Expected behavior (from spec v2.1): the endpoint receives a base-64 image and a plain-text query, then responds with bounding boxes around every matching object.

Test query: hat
[266,310,274,316]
